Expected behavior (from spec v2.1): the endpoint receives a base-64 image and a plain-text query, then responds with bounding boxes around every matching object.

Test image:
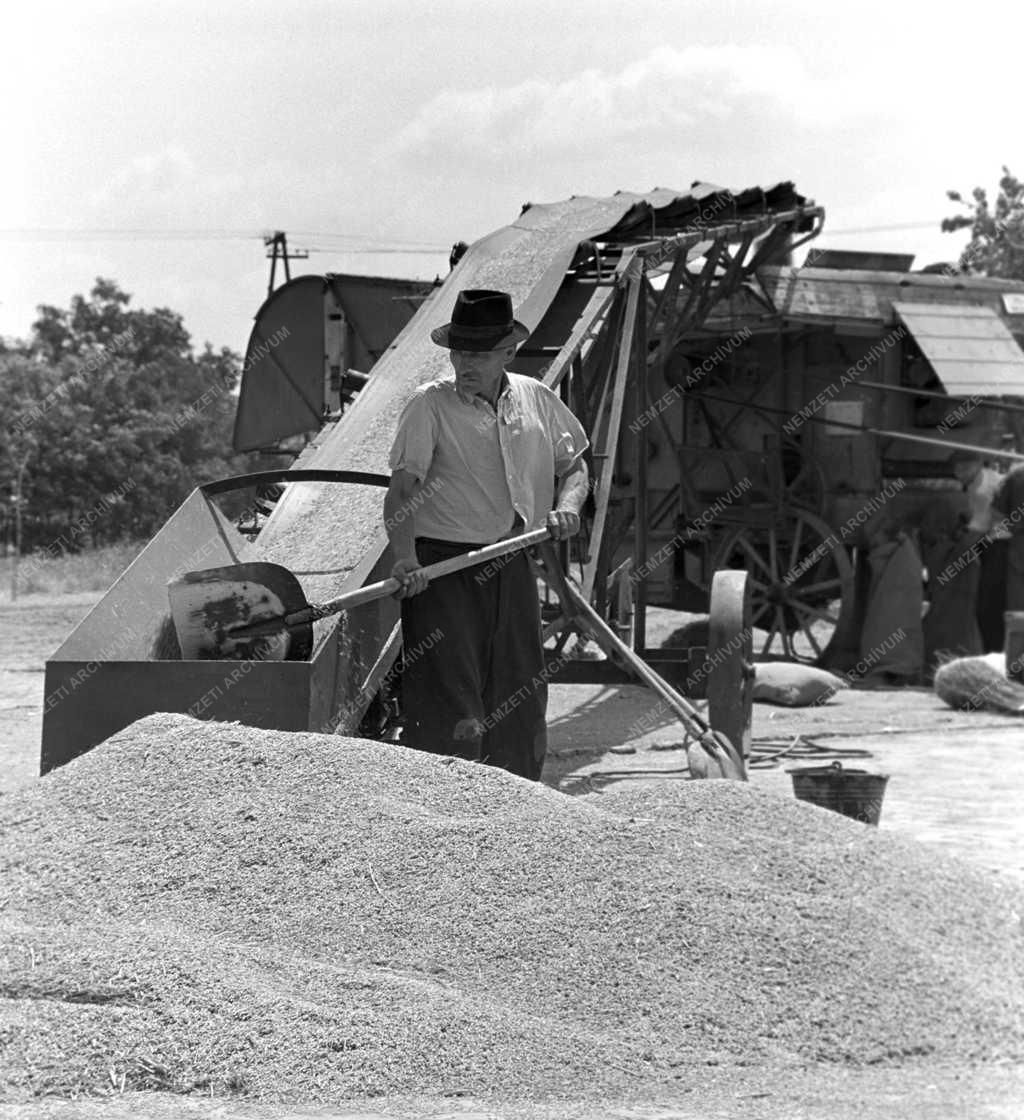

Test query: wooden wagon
[515,235,1024,679]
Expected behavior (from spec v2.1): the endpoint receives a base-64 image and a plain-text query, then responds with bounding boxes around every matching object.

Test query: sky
[4,0,1023,357]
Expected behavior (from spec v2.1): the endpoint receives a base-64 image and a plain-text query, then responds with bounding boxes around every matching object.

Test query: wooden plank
[894,301,1011,321]
[633,285,649,654]
[651,248,691,334]
[583,277,640,601]
[921,340,1024,361]
[664,240,727,355]
[586,299,623,470]
[893,300,1024,394]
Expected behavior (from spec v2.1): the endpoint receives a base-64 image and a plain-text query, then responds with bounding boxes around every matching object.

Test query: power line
[822,219,957,236]
[288,230,448,248]
[304,246,447,255]
[0,218,966,244]
[0,229,260,241]
[0,228,450,251]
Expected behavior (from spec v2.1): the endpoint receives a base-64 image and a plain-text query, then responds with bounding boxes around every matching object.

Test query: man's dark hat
[431,289,529,351]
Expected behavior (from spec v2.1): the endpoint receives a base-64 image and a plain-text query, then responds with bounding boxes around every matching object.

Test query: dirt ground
[2,594,1024,1118]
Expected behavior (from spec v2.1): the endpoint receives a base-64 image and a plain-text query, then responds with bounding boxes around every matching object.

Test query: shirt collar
[452,372,512,409]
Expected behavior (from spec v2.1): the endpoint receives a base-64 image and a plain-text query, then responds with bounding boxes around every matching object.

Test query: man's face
[449,346,510,397]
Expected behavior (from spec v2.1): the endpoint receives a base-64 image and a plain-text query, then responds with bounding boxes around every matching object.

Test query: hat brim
[430,320,530,351]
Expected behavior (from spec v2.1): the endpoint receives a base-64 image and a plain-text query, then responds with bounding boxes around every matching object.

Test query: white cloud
[386,44,889,168]
[86,143,267,229]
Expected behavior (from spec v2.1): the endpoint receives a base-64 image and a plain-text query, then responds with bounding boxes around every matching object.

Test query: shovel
[553,570,746,781]
[168,527,550,661]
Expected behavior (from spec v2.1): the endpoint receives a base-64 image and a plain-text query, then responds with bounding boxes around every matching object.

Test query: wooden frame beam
[583,275,641,601]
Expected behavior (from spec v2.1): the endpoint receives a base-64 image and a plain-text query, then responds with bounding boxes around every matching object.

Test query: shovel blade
[168,562,313,661]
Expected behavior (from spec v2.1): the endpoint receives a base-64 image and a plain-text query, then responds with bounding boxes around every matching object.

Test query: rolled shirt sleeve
[536,384,589,476]
[387,390,438,483]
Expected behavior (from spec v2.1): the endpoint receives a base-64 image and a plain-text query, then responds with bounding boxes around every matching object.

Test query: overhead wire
[820,219,953,236]
[0,228,450,253]
[0,217,965,244]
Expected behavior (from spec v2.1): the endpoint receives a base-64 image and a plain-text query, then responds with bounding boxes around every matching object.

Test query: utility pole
[264,231,309,296]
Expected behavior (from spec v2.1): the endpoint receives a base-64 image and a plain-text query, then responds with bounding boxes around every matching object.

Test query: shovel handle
[562,581,744,778]
[233,527,552,638]
[560,578,712,737]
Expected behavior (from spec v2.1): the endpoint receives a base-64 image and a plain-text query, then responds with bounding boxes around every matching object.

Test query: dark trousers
[977,538,1008,652]
[399,537,548,781]
[1008,536,1024,614]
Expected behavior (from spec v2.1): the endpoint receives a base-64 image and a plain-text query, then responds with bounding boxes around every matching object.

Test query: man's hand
[546,508,580,541]
[391,556,429,598]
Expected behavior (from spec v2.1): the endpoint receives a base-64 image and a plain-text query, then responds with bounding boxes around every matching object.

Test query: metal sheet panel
[41,660,313,773]
[893,302,1024,396]
[233,276,326,452]
[761,266,1024,330]
[233,275,435,452]
[325,274,436,366]
[41,487,314,771]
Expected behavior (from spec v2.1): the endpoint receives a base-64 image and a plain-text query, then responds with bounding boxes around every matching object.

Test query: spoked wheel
[711,509,854,664]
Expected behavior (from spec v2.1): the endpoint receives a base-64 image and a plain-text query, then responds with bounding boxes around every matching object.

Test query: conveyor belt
[252,183,811,613]
[250,194,645,614]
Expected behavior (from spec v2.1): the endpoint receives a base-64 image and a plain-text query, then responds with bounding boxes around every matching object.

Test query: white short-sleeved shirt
[388,372,589,543]
[968,467,1011,538]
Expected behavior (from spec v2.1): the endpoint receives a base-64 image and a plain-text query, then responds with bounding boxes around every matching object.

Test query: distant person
[449,241,469,271]
[860,517,924,684]
[920,500,982,673]
[950,450,1009,651]
[992,457,1024,617]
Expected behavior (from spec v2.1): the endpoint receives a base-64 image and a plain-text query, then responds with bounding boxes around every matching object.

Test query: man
[383,289,590,781]
[951,450,1010,651]
[861,516,925,683]
[992,457,1024,618]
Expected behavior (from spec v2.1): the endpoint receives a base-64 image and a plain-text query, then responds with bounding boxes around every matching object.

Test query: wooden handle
[290,527,552,625]
[561,580,745,779]
[561,579,710,734]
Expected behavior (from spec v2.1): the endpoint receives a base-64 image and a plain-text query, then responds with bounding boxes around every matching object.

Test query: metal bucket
[788,761,890,826]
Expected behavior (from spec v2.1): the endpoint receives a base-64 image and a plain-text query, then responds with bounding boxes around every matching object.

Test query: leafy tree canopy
[942,166,1024,280]
[1,279,255,552]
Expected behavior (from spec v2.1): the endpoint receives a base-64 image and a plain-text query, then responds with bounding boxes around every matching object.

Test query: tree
[31,277,192,366]
[0,280,254,553]
[942,166,1024,280]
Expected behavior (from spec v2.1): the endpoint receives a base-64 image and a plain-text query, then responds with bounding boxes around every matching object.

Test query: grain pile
[2,714,1022,1106]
